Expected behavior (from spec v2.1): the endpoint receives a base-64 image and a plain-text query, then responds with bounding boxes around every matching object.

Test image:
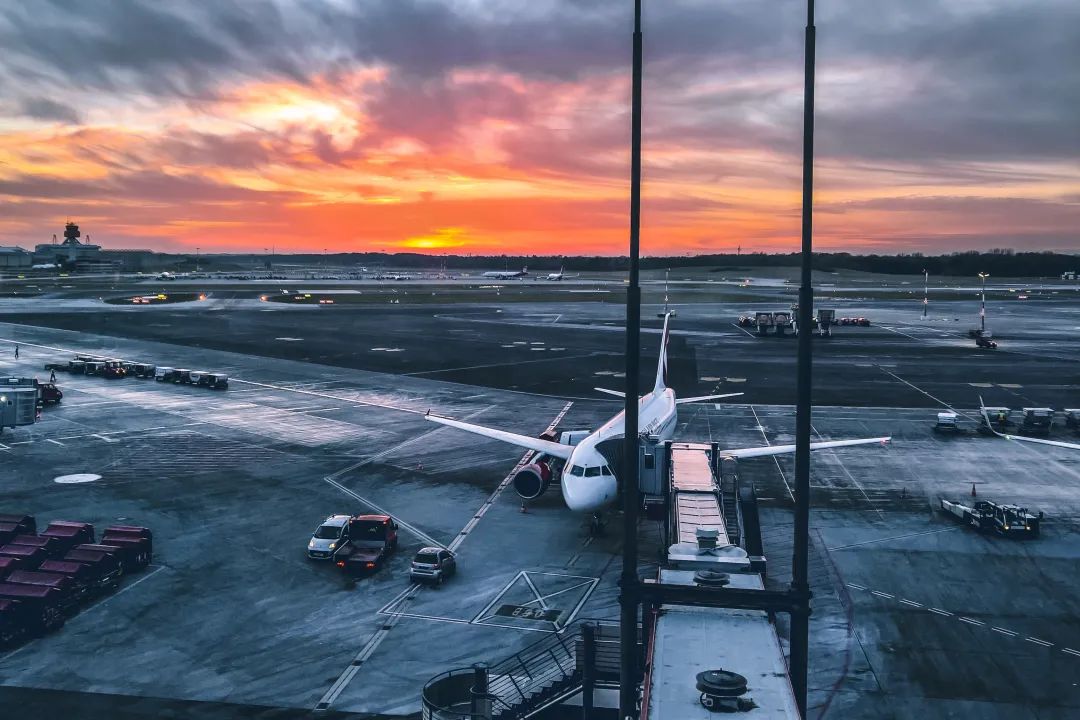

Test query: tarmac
[0,273,1076,719]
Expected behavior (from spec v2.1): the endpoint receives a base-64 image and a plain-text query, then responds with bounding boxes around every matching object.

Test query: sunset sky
[0,0,1076,256]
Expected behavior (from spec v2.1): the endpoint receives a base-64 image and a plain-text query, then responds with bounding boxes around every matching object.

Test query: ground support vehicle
[975,333,997,349]
[1020,408,1054,436]
[131,363,156,378]
[37,382,62,404]
[155,366,176,381]
[409,547,457,586]
[940,498,1041,538]
[332,515,399,575]
[754,312,775,336]
[933,412,963,434]
[199,373,229,389]
[0,583,65,633]
[772,311,792,336]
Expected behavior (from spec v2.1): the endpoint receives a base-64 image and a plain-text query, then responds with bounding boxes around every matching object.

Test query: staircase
[422,620,626,720]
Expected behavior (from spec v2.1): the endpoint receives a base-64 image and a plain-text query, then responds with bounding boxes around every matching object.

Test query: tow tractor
[940,498,1041,538]
[332,514,399,575]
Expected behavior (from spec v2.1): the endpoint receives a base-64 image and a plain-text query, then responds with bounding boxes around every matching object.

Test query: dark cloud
[17,97,81,123]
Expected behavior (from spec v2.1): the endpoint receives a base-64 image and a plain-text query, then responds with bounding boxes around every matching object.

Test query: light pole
[922,268,928,319]
[619,1,644,719]
[196,246,200,273]
[978,272,989,332]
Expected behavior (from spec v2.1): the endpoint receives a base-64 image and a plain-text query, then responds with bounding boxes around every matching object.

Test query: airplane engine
[513,461,552,500]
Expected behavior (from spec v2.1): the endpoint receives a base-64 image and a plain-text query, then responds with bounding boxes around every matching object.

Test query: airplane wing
[425,412,576,460]
[594,387,625,398]
[719,436,890,459]
[978,396,1080,450]
[676,393,744,404]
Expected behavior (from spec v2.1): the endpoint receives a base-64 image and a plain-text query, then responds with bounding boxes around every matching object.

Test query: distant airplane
[979,397,1080,450]
[482,267,528,280]
[158,272,176,280]
[31,263,58,270]
[427,313,890,528]
[545,267,577,281]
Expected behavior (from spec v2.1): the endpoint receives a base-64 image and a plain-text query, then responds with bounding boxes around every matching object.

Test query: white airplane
[426,314,890,521]
[979,397,1080,450]
[158,271,176,280]
[482,267,528,280]
[545,267,577,281]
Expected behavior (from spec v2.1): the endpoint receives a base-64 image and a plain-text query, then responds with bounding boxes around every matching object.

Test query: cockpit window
[584,466,603,477]
[568,465,585,476]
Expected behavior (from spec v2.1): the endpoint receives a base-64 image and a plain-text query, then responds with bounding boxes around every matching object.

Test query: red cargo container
[0,582,65,632]
[37,560,95,595]
[102,525,152,556]
[0,556,22,580]
[0,515,36,535]
[5,570,82,612]
[0,544,48,566]
[63,549,122,592]
[41,521,95,549]
[98,537,150,570]
[11,534,62,559]
[75,543,140,573]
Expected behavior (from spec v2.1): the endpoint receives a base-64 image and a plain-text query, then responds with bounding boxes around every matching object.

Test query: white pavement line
[899,599,922,608]
[871,591,894,599]
[731,322,756,338]
[1062,648,1080,657]
[92,434,118,444]
[846,583,867,591]
[45,439,65,446]
[748,405,795,503]
[317,401,573,711]
[325,478,443,550]
[520,580,596,609]
[811,423,882,516]
[928,608,953,617]
[1025,637,1053,647]
[878,325,924,342]
[83,565,167,615]
[992,627,1017,637]
[404,352,596,377]
[827,526,960,551]
[958,616,984,626]
[0,443,9,451]
[522,572,550,610]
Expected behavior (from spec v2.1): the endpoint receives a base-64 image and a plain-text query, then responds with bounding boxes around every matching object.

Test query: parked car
[307,514,351,560]
[409,547,457,586]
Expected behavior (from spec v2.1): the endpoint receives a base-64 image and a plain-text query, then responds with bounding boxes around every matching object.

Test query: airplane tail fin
[655,312,672,392]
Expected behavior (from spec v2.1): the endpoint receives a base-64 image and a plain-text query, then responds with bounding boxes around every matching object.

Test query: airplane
[31,263,58,270]
[979,397,1080,450]
[482,267,528,280]
[158,271,176,280]
[545,267,577,281]
[426,313,890,529]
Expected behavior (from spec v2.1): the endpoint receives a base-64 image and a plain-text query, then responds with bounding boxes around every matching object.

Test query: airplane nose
[561,474,616,513]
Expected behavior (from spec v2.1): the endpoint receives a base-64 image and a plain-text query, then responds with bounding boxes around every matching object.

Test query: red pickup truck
[333,515,399,575]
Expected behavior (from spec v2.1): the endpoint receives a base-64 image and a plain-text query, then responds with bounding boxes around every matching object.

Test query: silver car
[409,547,457,585]
[307,514,351,560]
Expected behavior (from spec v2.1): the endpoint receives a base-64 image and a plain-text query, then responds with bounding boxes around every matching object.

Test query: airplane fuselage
[559,387,677,512]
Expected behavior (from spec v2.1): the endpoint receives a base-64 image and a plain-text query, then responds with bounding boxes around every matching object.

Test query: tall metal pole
[922,269,928,319]
[619,1,644,718]
[979,273,988,332]
[790,1,816,717]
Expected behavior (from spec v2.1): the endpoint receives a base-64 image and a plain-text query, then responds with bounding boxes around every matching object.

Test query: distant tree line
[201,249,1077,278]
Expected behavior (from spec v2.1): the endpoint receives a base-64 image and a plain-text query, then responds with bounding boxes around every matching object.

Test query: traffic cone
[971,483,977,497]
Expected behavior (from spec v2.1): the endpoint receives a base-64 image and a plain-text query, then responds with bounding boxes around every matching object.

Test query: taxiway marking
[847,583,1077,659]
[731,323,756,338]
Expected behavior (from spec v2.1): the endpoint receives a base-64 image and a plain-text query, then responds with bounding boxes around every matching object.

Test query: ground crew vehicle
[754,312,775,336]
[103,360,127,379]
[6,570,83,613]
[63,549,122,592]
[0,582,66,632]
[85,361,105,376]
[175,369,194,384]
[307,514,351,560]
[37,382,62,404]
[189,371,206,386]
[131,363,156,378]
[154,366,176,381]
[940,498,1041,538]
[975,333,997,349]
[199,373,229,389]
[409,547,457,586]
[332,515,399,575]
[43,360,68,373]
[772,311,792,336]
[67,360,86,374]
[933,412,962,434]
[1020,408,1053,436]
[1065,409,1080,431]
[978,407,1011,434]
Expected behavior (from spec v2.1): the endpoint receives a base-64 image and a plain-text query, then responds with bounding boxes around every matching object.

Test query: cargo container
[0,582,65,632]
[75,543,141,574]
[10,534,63,559]
[62,549,122,593]
[0,556,22,580]
[0,544,48,566]
[0,514,34,533]
[5,570,82,613]
[40,521,95,553]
